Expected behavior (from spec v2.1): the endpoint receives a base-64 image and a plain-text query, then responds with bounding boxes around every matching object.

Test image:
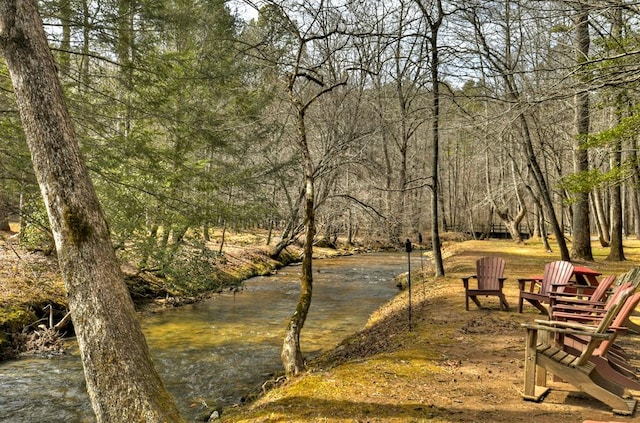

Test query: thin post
[405,239,412,331]
[419,236,425,299]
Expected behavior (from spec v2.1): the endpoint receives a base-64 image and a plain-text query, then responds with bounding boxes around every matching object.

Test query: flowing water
[0,252,419,422]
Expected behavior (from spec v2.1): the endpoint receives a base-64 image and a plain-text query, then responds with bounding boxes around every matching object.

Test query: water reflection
[0,252,413,422]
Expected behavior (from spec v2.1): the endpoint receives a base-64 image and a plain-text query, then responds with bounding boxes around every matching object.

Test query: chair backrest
[614,267,640,290]
[590,274,616,303]
[595,291,640,356]
[540,260,574,295]
[612,267,640,291]
[605,282,633,308]
[476,256,506,291]
[574,285,633,366]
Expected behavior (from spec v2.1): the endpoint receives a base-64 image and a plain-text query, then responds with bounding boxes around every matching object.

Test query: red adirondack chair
[560,291,640,392]
[549,270,640,391]
[462,256,508,311]
[550,274,616,307]
[518,260,574,315]
[522,280,638,415]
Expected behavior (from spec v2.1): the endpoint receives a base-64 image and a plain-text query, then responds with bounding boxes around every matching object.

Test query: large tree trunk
[418,0,445,277]
[0,2,184,422]
[571,5,594,261]
[608,178,625,261]
[606,7,626,262]
[607,106,625,260]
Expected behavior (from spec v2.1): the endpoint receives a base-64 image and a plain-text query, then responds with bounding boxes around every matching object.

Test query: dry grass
[220,238,640,423]
[3,229,640,421]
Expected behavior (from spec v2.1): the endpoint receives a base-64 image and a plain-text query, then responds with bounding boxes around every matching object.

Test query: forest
[2,0,640,279]
[3,1,640,421]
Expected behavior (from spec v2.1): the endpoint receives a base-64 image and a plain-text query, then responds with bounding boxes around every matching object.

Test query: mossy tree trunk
[281,95,314,376]
[0,1,184,421]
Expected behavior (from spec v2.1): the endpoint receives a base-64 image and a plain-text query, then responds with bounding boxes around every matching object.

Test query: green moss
[63,205,93,246]
[0,305,37,358]
[0,306,37,331]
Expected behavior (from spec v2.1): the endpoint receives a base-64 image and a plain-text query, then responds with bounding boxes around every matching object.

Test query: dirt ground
[222,240,640,423]
[400,285,640,423]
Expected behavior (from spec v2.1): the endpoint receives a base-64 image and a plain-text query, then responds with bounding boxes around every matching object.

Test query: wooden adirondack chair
[550,280,631,324]
[560,291,640,392]
[549,269,640,390]
[522,285,637,415]
[461,256,508,311]
[518,260,574,315]
[550,274,616,307]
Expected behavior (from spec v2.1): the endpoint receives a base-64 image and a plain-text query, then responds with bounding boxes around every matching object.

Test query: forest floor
[220,238,640,423]
[3,227,640,422]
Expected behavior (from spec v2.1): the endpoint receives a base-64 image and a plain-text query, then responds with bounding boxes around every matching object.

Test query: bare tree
[465,0,571,260]
[571,2,594,261]
[0,1,184,421]
[249,0,354,375]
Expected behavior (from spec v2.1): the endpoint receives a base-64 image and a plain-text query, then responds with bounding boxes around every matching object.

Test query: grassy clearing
[220,237,640,423]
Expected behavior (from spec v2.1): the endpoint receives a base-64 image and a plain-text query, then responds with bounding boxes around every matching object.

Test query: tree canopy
[3,0,640,285]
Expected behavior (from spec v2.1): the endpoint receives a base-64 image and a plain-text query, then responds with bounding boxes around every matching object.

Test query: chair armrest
[498,277,507,288]
[522,321,613,339]
[552,311,604,324]
[551,284,596,295]
[518,277,542,291]
[552,303,606,313]
[461,275,477,288]
[551,291,600,302]
[518,277,543,283]
[532,318,597,330]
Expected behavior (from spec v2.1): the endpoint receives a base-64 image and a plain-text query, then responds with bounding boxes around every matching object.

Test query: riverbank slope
[0,227,351,359]
[220,238,640,423]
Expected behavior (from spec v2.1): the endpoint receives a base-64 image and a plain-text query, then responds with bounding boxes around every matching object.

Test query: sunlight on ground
[221,237,640,423]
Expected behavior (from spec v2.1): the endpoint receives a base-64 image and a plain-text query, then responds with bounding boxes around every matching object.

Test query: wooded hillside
[2,0,640,281]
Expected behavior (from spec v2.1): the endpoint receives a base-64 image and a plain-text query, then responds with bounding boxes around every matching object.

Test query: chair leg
[518,295,524,313]
[465,294,469,311]
[529,299,548,315]
[523,328,549,401]
[469,295,482,309]
[500,294,509,311]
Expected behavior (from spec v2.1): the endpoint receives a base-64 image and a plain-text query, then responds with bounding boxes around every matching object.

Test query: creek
[0,252,420,422]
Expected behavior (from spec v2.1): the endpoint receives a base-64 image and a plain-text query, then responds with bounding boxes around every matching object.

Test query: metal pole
[420,241,425,299]
[405,239,412,331]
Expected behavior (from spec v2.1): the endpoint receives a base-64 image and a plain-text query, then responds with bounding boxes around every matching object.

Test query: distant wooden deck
[446,223,531,240]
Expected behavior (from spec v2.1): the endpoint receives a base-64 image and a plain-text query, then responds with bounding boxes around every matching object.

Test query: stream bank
[0,252,407,422]
[0,232,367,360]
